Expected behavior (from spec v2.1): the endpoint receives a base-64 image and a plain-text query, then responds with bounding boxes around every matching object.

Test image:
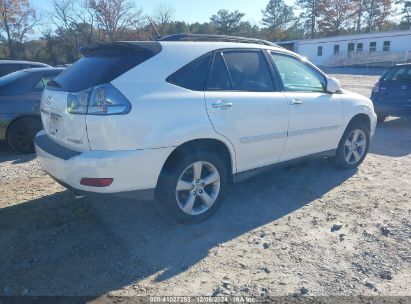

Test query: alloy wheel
[344,129,367,165]
[175,161,221,216]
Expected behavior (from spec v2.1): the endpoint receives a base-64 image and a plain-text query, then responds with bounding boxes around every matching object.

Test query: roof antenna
[148,17,161,40]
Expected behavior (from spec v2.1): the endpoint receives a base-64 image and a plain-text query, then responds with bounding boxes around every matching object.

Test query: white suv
[35,35,377,223]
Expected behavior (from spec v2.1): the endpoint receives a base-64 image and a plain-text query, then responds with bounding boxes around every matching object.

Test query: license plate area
[48,113,61,135]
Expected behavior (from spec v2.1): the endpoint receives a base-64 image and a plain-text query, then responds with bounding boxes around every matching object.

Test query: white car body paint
[35,41,377,197]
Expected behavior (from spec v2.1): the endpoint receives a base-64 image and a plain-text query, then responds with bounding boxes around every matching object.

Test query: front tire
[157,151,227,224]
[7,117,42,154]
[334,121,370,169]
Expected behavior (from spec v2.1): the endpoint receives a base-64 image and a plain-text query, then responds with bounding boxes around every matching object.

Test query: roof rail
[159,33,282,48]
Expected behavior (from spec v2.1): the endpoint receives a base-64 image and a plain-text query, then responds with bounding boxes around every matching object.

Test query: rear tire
[334,121,370,169]
[7,117,42,154]
[157,150,227,224]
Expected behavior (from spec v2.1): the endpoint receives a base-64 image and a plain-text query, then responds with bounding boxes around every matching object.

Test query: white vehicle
[35,34,377,223]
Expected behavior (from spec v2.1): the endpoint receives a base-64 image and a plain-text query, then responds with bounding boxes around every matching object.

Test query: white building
[277,30,411,67]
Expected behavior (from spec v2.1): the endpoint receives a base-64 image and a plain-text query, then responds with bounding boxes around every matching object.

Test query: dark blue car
[371,63,411,123]
[0,67,64,154]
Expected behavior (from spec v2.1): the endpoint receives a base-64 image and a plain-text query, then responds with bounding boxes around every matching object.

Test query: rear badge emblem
[46,95,52,105]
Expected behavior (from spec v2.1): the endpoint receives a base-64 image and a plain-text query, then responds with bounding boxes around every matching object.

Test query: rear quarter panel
[85,82,237,170]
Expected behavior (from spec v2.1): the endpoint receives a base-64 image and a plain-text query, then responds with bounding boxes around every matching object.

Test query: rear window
[52,42,161,92]
[382,66,411,82]
[167,54,211,91]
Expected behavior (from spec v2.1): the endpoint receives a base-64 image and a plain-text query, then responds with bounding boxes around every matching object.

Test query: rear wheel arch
[156,138,234,196]
[6,115,43,154]
[5,114,42,140]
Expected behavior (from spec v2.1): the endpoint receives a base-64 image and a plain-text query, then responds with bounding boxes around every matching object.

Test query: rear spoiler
[79,41,162,57]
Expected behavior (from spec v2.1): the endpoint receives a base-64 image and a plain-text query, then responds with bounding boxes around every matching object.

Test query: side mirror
[326,77,342,93]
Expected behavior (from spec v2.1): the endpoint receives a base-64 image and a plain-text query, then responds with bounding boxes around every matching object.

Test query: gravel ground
[0,73,410,299]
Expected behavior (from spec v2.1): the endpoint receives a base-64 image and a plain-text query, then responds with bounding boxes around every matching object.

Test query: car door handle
[290,99,303,105]
[212,101,233,110]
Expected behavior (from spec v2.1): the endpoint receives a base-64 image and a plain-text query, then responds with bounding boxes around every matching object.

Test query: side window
[205,52,231,91]
[222,50,274,92]
[32,78,45,92]
[167,54,211,91]
[383,41,390,52]
[32,75,57,92]
[334,45,340,55]
[0,64,24,77]
[270,52,326,93]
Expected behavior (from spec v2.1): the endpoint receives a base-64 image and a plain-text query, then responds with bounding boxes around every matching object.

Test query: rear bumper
[34,131,174,201]
[373,104,411,115]
[371,95,411,115]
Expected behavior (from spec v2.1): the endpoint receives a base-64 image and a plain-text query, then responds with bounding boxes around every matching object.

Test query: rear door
[204,49,289,172]
[380,66,411,107]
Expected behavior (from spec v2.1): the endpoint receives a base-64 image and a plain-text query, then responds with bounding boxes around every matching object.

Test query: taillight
[80,178,113,187]
[67,84,131,115]
[372,81,380,93]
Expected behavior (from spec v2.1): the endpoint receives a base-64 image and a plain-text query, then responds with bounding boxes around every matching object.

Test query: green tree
[261,0,294,30]
[210,9,245,35]
[399,0,411,29]
[318,0,355,36]
[363,0,393,32]
[0,0,39,58]
[295,0,320,38]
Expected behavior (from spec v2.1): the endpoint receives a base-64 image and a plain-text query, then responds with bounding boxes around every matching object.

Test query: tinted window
[167,54,211,91]
[383,41,390,52]
[382,67,411,82]
[206,52,231,91]
[32,75,59,92]
[271,53,326,92]
[370,42,377,52]
[53,43,161,92]
[0,64,24,77]
[317,46,323,56]
[222,51,274,92]
[334,45,340,55]
[27,64,45,68]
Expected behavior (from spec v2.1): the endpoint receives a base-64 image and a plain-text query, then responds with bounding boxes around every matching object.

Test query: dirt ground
[0,72,410,299]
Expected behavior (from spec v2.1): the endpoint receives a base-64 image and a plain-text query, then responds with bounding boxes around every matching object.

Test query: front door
[205,50,289,173]
[270,52,343,161]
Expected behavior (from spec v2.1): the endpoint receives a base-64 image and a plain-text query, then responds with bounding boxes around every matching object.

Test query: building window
[348,43,355,53]
[370,42,377,52]
[357,43,363,52]
[334,45,340,55]
[383,41,390,52]
[317,46,323,56]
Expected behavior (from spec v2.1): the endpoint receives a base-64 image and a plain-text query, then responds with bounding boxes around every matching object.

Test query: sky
[32,0,294,26]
